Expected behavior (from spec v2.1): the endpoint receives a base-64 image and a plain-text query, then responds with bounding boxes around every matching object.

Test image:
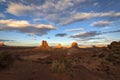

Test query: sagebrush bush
[51,57,73,78]
[0,51,15,69]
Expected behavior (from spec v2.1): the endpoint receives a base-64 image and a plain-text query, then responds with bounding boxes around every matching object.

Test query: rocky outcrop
[40,40,49,48]
[57,43,62,48]
[107,41,120,49]
[71,42,79,48]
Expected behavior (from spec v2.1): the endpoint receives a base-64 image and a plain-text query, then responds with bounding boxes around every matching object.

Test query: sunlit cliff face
[0,42,4,46]
[71,42,79,48]
[57,43,62,48]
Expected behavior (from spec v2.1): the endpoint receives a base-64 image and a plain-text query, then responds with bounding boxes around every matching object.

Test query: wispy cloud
[65,28,84,32]
[61,11,120,25]
[102,29,120,34]
[35,24,56,29]
[55,33,67,37]
[70,29,120,39]
[91,21,112,27]
[6,2,33,16]
[70,31,100,38]
[78,37,104,41]
[6,0,85,16]
[0,39,15,42]
[6,1,120,25]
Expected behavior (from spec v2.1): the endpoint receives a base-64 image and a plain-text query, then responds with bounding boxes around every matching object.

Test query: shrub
[51,57,73,78]
[0,51,15,69]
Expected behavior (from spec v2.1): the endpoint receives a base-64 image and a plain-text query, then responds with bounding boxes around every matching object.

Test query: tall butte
[40,40,49,49]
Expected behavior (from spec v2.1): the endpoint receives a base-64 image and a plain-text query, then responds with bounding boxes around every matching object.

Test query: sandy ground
[0,59,105,80]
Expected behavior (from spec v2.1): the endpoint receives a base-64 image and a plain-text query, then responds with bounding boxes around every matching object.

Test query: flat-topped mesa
[57,43,62,48]
[40,40,49,48]
[71,42,79,48]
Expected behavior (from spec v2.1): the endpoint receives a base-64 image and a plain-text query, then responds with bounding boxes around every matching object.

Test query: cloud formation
[91,21,112,27]
[0,19,30,28]
[0,19,56,36]
[71,29,120,39]
[61,11,120,25]
[65,28,84,32]
[55,33,67,37]
[5,0,120,25]
[35,24,56,29]
[70,31,100,38]
[102,29,120,34]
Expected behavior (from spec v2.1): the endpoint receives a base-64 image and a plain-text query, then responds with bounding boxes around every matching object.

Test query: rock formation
[57,43,62,48]
[107,41,120,49]
[40,40,49,48]
[71,42,79,48]
[0,42,5,47]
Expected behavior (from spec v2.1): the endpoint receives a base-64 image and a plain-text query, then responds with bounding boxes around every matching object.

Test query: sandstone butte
[40,40,49,48]
[35,40,80,49]
[71,42,79,48]
[57,43,62,48]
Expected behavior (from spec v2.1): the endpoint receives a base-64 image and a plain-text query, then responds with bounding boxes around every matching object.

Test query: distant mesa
[57,43,62,48]
[0,42,5,47]
[71,42,79,48]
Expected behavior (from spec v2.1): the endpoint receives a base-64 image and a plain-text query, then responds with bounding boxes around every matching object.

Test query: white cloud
[65,28,84,32]
[0,19,30,28]
[91,21,112,27]
[60,11,120,25]
[0,19,56,29]
[6,1,75,16]
[35,24,56,29]
[60,13,92,25]
[6,2,33,16]
[6,1,120,25]
[0,19,56,36]
[33,18,41,22]
[6,1,85,22]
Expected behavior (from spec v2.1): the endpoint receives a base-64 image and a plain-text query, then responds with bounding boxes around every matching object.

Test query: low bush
[51,57,73,78]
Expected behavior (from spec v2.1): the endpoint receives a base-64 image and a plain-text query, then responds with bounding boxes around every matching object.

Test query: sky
[0,0,120,47]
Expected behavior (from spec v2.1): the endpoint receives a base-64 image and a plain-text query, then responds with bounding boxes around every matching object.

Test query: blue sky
[0,0,120,47]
